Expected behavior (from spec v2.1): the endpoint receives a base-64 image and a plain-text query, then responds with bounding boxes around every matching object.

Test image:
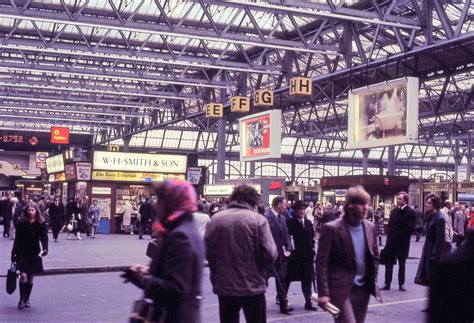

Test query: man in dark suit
[265,195,294,314]
[48,196,65,242]
[316,185,381,323]
[286,200,317,311]
[381,191,416,291]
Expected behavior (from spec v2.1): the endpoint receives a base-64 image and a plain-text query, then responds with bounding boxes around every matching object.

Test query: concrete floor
[0,232,430,322]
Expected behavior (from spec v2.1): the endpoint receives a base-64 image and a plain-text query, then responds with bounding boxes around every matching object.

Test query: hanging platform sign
[205,103,224,118]
[347,77,419,149]
[231,96,250,113]
[254,89,273,107]
[50,127,70,144]
[289,77,312,96]
[239,110,281,162]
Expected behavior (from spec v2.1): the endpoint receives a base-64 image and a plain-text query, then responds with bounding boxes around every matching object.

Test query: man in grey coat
[205,185,277,323]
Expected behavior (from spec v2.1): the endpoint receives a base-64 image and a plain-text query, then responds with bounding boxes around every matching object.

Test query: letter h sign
[289,77,312,96]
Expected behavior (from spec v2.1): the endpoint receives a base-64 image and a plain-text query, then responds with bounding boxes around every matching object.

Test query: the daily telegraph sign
[92,151,187,174]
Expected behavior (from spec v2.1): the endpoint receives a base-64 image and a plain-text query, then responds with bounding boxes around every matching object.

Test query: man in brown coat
[316,185,381,323]
[205,185,277,323]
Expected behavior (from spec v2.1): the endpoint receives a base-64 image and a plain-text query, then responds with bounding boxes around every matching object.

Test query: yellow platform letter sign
[289,77,312,96]
[205,103,224,118]
[254,89,273,107]
[231,96,250,113]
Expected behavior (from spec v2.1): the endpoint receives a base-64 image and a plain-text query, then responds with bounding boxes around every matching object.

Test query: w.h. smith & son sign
[92,151,187,174]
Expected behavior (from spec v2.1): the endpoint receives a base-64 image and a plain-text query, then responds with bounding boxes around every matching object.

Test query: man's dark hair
[398,191,409,203]
[271,195,286,208]
[426,194,442,210]
[197,202,205,213]
[229,185,260,208]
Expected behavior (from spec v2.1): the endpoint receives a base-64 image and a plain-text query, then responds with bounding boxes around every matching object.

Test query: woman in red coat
[11,202,48,309]
[468,206,474,229]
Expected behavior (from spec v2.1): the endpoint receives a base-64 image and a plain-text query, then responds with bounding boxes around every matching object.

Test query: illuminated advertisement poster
[348,77,419,149]
[239,110,281,162]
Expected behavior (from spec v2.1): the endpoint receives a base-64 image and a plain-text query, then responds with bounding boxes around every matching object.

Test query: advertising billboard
[51,127,70,144]
[46,154,64,174]
[239,110,282,162]
[347,77,419,149]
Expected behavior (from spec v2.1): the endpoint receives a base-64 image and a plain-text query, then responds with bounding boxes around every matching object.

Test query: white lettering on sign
[93,151,187,174]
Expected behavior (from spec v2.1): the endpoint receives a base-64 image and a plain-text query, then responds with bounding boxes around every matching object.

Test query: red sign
[242,114,271,158]
[51,127,70,144]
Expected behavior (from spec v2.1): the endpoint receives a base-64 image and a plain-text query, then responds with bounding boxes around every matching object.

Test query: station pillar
[216,117,226,181]
[387,146,395,176]
[362,149,370,175]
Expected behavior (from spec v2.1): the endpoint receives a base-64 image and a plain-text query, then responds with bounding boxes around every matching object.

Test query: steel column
[387,146,395,176]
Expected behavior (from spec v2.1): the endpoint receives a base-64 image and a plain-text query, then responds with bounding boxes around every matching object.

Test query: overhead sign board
[93,151,187,174]
[347,77,419,149]
[35,152,49,169]
[76,162,92,181]
[187,167,202,185]
[91,187,112,195]
[46,154,65,174]
[92,171,185,182]
[51,127,70,144]
[65,164,77,181]
[203,183,261,196]
[254,89,273,107]
[289,77,312,96]
[231,96,250,113]
[205,103,224,118]
[239,110,282,162]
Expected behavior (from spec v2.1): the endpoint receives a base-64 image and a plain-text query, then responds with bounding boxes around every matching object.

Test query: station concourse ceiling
[0,0,472,166]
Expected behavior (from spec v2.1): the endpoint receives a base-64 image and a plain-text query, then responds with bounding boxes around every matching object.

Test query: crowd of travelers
[2,183,473,322]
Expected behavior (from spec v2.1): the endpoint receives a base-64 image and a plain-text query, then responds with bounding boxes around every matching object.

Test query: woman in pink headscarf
[122,180,205,323]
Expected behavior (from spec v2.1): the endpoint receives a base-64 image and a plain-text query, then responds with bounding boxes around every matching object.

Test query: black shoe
[399,285,407,292]
[280,305,294,314]
[139,236,143,240]
[24,300,30,308]
[18,300,25,310]
[380,284,391,290]
[304,302,318,311]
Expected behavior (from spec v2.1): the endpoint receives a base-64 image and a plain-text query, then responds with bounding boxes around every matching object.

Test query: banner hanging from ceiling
[347,77,419,150]
[239,110,281,162]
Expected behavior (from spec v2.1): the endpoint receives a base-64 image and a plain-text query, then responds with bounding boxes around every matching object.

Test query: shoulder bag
[6,262,17,295]
[129,297,167,323]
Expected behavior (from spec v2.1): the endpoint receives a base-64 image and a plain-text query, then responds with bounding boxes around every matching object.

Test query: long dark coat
[286,216,315,282]
[385,206,416,260]
[145,213,204,323]
[264,209,292,278]
[428,229,474,323]
[11,219,48,274]
[48,203,65,228]
[415,210,448,286]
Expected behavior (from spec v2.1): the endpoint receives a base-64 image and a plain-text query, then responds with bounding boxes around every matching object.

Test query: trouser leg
[336,297,356,323]
[218,295,241,323]
[276,277,290,305]
[384,264,393,285]
[301,277,312,302]
[242,294,266,323]
[398,258,406,286]
[350,286,371,323]
[52,225,60,239]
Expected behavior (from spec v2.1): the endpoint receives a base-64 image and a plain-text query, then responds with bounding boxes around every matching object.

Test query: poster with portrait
[347,77,419,149]
[239,110,281,162]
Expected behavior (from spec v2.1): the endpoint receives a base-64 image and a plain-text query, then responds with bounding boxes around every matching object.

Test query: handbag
[129,298,167,323]
[6,262,17,295]
[146,239,160,259]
